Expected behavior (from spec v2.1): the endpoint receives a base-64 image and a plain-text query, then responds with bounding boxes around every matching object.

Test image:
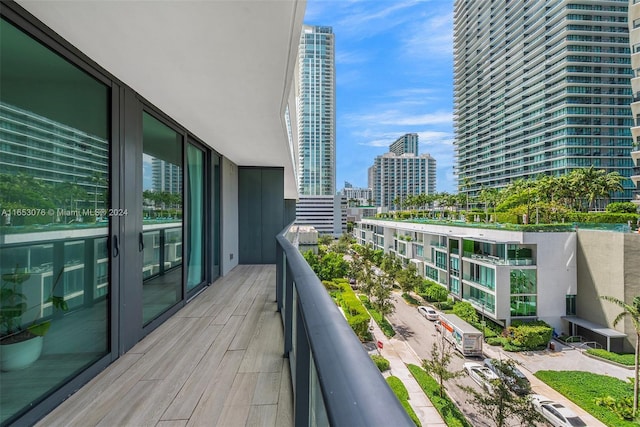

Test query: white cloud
[402,12,454,57]
[345,110,452,127]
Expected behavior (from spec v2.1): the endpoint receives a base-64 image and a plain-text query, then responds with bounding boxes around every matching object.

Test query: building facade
[295,25,343,235]
[0,2,304,424]
[369,134,436,209]
[454,0,635,202]
[296,25,335,197]
[342,182,373,206]
[389,133,419,156]
[628,0,640,206]
[354,219,639,352]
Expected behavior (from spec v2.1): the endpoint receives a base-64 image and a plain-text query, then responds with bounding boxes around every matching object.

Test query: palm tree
[460,176,474,211]
[600,295,640,418]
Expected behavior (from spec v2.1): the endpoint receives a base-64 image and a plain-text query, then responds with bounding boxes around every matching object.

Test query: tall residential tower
[628,0,640,207]
[296,25,335,196]
[454,0,635,202]
[295,25,343,235]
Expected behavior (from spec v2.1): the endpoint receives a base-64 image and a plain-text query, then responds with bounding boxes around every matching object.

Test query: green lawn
[407,364,471,427]
[586,349,635,366]
[535,370,636,427]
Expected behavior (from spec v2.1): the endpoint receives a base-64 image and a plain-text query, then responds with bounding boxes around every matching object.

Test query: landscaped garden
[535,370,636,426]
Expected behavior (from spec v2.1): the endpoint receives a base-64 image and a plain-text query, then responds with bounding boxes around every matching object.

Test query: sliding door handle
[139,232,145,252]
[112,235,119,258]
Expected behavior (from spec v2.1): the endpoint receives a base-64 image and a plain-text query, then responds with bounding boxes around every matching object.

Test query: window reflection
[142,112,182,324]
[0,17,110,425]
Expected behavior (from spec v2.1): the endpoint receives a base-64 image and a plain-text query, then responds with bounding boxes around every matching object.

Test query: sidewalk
[483,344,606,427]
[369,320,447,427]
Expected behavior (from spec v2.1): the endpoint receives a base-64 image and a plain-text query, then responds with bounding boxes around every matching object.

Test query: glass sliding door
[141,112,182,325]
[0,17,110,424]
[187,143,205,291]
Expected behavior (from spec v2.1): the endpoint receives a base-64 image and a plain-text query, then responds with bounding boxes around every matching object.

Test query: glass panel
[212,154,220,278]
[142,112,182,324]
[187,144,204,290]
[0,18,110,424]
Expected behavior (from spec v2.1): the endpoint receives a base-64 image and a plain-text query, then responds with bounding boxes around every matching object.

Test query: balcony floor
[36,265,292,427]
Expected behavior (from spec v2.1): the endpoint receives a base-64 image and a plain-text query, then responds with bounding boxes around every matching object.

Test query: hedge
[360,295,396,338]
[386,376,421,426]
[326,280,371,341]
[407,364,471,427]
[586,349,635,366]
[371,354,390,372]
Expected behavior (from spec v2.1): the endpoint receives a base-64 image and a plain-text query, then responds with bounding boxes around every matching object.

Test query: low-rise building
[354,218,639,352]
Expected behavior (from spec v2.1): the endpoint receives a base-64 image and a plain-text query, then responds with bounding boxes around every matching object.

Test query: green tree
[317,252,349,281]
[380,252,403,282]
[371,272,395,320]
[396,263,422,294]
[422,333,462,398]
[453,301,479,324]
[461,359,544,427]
[601,295,640,418]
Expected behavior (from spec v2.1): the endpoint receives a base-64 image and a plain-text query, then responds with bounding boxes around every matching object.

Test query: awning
[562,316,627,338]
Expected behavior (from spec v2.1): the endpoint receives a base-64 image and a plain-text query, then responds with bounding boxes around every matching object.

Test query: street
[386,292,496,427]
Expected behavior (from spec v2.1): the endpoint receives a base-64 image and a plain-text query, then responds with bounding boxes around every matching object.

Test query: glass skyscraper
[454,0,635,202]
[297,25,335,196]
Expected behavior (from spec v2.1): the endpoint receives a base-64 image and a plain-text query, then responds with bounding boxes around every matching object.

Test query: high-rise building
[369,134,436,209]
[389,133,419,156]
[628,0,640,207]
[151,158,182,194]
[296,25,335,196]
[454,0,635,202]
[295,25,342,235]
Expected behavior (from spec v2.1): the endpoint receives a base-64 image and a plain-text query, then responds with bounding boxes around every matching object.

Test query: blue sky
[304,0,456,193]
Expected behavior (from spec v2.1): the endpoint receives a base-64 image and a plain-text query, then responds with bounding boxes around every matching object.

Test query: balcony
[36,264,293,427]
[34,226,413,426]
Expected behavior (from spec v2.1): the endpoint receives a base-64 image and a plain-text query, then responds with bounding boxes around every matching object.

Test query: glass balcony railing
[276,224,413,426]
[463,251,535,266]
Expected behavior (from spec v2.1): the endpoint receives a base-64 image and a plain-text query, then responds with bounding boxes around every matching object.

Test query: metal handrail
[276,223,413,426]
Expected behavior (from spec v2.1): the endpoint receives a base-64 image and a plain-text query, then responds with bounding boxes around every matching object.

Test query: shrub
[328,279,371,341]
[595,395,635,421]
[507,321,552,350]
[485,337,507,346]
[402,293,421,306]
[433,299,454,311]
[566,212,639,224]
[587,349,635,366]
[452,301,479,324]
[371,354,390,372]
[424,285,449,302]
[606,202,638,214]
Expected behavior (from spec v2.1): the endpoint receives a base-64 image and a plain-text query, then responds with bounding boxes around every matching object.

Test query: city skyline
[304,0,456,193]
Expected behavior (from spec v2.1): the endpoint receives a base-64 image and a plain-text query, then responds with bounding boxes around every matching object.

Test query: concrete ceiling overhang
[16,0,305,199]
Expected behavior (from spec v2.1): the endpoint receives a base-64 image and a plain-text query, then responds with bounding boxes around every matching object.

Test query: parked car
[349,278,357,289]
[417,306,439,321]
[483,358,531,395]
[529,395,587,427]
[463,362,499,393]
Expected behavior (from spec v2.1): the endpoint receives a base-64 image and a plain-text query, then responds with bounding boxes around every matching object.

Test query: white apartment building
[355,219,577,332]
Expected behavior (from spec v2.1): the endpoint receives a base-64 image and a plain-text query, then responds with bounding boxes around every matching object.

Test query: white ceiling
[17,0,305,199]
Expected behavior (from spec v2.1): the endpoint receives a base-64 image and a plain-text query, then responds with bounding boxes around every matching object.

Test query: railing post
[276,243,283,311]
[284,260,293,357]
[294,297,310,427]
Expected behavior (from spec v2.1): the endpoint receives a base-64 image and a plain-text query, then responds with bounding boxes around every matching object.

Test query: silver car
[529,394,588,427]
[417,306,439,321]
